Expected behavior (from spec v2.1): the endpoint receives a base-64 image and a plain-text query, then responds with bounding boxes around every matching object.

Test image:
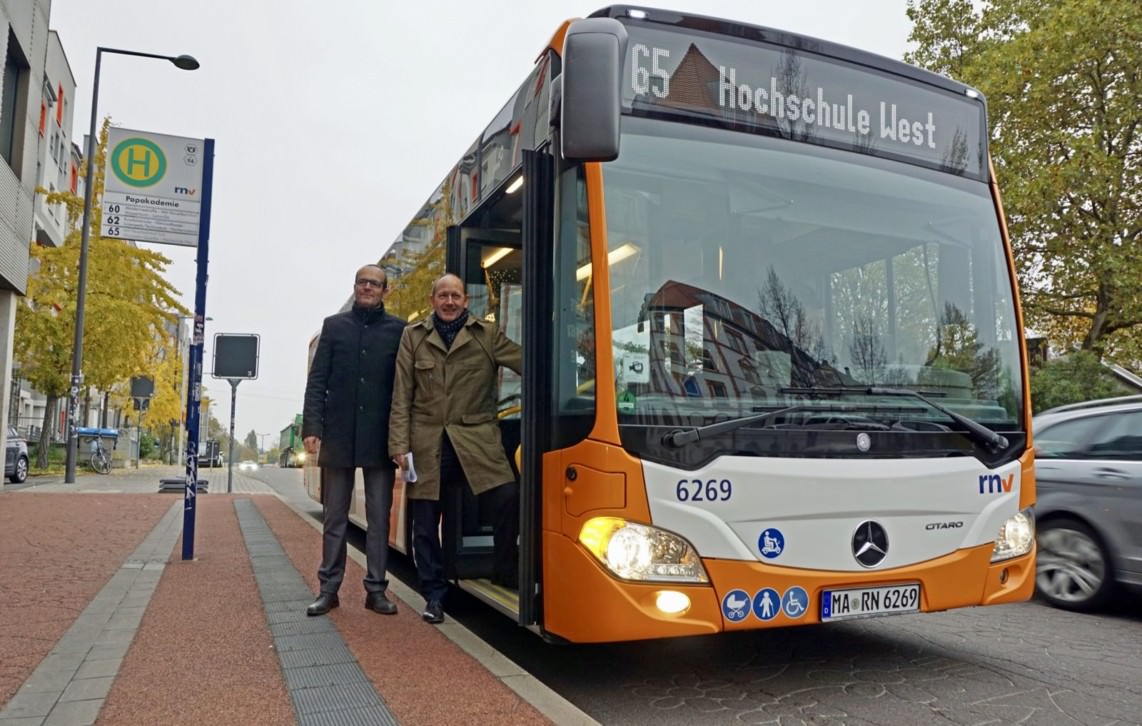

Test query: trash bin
[77,427,119,453]
[77,427,121,471]
[158,478,209,493]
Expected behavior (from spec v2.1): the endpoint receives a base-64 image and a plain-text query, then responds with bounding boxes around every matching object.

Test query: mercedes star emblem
[852,520,889,567]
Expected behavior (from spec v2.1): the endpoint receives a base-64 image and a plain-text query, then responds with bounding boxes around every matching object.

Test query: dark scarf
[433,309,469,349]
[352,302,385,324]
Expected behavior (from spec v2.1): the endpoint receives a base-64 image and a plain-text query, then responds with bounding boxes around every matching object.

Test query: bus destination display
[622,24,986,179]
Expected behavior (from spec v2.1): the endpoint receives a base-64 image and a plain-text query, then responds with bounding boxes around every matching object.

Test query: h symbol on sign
[126,147,155,176]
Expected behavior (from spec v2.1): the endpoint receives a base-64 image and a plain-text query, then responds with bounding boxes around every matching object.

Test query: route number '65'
[676,478,732,502]
[632,44,670,98]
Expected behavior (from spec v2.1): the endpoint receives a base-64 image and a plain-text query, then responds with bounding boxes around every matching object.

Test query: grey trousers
[317,466,394,595]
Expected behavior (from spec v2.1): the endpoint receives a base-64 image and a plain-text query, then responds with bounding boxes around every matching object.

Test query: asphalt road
[255,466,1142,726]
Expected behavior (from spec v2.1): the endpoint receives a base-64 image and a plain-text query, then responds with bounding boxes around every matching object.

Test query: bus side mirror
[559,17,627,162]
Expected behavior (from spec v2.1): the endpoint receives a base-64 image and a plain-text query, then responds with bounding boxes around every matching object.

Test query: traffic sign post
[212,334,260,494]
[130,376,154,470]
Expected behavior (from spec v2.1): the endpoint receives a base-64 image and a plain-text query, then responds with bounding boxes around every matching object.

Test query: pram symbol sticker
[722,589,751,622]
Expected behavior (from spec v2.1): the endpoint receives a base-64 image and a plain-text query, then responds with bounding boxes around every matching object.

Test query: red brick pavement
[97,495,294,725]
[0,494,172,706]
[254,496,551,725]
[1,489,553,725]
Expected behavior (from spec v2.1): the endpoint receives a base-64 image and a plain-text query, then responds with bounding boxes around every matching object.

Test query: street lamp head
[171,55,200,71]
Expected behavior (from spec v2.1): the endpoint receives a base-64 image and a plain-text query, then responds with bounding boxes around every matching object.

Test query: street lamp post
[64,47,199,483]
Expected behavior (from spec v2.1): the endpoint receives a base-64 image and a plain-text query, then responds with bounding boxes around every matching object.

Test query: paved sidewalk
[7,463,272,494]
[0,466,592,725]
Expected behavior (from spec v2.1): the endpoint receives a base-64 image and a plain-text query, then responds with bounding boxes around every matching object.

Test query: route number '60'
[632,44,670,98]
[676,478,732,502]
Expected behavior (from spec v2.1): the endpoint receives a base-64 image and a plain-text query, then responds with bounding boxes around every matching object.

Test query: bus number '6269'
[676,479,732,502]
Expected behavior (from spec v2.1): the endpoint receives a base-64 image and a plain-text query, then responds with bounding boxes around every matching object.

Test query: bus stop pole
[182,138,214,561]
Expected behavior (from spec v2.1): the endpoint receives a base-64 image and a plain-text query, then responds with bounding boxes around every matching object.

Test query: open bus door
[443,149,553,627]
[443,224,521,592]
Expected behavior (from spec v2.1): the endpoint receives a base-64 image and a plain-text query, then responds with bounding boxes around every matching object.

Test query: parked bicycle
[90,435,113,474]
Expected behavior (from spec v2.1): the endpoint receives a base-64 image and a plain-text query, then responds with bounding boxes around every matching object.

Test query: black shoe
[306,592,339,617]
[365,592,398,615]
[422,600,444,624]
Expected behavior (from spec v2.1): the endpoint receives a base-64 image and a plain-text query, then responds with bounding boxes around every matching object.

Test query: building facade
[8,22,77,442]
[1,0,61,477]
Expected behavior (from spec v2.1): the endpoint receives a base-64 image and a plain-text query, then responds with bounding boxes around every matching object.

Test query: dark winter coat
[302,304,405,468]
[388,314,522,500]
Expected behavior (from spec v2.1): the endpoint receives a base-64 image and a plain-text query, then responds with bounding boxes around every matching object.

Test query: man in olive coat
[302,264,406,617]
[389,273,522,624]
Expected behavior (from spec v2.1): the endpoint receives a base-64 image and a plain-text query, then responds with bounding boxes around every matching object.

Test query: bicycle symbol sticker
[782,586,809,619]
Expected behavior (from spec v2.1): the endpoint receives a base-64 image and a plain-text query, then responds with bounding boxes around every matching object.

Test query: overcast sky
[47,0,915,448]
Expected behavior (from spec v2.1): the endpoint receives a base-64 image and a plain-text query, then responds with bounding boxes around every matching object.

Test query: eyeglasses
[355,278,385,289]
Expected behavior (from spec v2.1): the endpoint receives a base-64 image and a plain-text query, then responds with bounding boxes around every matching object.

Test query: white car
[238,459,259,472]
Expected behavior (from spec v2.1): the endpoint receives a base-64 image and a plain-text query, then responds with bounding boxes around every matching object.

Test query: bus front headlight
[579,517,708,583]
[991,508,1034,562]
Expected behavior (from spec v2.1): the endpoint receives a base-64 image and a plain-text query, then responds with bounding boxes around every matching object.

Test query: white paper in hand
[403,452,417,483]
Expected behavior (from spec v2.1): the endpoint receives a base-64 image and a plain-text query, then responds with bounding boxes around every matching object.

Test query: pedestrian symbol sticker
[758,528,785,559]
[782,586,809,619]
[110,137,167,187]
[752,588,781,621]
[722,589,751,622]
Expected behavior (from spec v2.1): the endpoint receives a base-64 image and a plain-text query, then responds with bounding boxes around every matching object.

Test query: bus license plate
[821,584,920,622]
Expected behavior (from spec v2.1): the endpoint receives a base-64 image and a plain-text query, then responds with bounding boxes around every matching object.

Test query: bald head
[429,273,468,322]
[430,273,465,295]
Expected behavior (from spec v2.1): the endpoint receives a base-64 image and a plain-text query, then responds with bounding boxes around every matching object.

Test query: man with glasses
[302,264,406,616]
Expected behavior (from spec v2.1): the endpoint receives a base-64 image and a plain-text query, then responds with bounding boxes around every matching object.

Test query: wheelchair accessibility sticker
[782,586,809,619]
[722,589,751,622]
[752,588,781,621]
[758,528,785,559]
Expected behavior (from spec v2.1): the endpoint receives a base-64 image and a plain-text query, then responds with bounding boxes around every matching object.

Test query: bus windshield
[603,119,1024,464]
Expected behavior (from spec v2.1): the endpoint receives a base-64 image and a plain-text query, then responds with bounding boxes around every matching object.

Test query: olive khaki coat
[388,314,522,501]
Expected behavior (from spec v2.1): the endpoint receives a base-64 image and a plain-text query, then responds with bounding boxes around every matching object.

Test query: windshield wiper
[661,404,833,448]
[784,385,1008,450]
[661,387,1010,452]
[864,387,1009,451]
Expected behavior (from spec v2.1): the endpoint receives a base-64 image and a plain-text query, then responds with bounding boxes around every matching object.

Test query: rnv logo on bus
[978,473,1014,494]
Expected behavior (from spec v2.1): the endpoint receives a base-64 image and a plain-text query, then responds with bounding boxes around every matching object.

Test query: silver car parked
[5,426,29,484]
[1033,395,1142,610]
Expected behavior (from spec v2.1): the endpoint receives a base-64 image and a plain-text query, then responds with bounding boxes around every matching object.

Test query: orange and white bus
[306,5,1035,643]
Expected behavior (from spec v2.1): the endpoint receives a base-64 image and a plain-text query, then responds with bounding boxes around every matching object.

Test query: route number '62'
[632,44,671,98]
[676,478,733,502]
